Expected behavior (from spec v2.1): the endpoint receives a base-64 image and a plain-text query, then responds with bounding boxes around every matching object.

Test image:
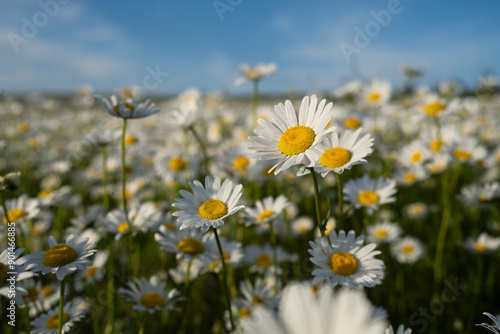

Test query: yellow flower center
[409,205,424,216]
[177,238,205,256]
[368,92,380,102]
[255,254,271,268]
[474,243,487,253]
[423,102,445,116]
[402,245,414,254]
[24,287,39,301]
[479,194,487,202]
[453,150,471,161]
[329,252,358,276]
[233,156,249,170]
[125,135,138,146]
[86,266,97,278]
[246,69,258,79]
[404,173,416,182]
[374,229,388,238]
[42,244,78,267]
[410,152,422,163]
[40,285,54,298]
[0,262,7,287]
[430,139,445,152]
[38,190,52,198]
[27,138,39,147]
[17,123,30,133]
[122,88,133,99]
[252,295,265,306]
[46,313,70,329]
[117,222,130,234]
[112,102,136,115]
[3,209,28,224]
[343,118,361,129]
[198,199,227,220]
[169,157,187,171]
[239,307,252,319]
[257,210,275,222]
[358,191,379,206]
[320,147,351,169]
[278,126,316,156]
[140,292,167,309]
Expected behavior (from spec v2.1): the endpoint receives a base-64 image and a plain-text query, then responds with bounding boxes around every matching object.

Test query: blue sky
[1,0,500,95]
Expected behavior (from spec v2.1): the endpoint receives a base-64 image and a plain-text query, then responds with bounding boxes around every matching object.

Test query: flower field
[0,75,500,333]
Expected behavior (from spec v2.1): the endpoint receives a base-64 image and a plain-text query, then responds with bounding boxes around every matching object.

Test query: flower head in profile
[31,301,87,334]
[118,276,181,314]
[25,235,96,281]
[465,232,500,254]
[95,95,160,119]
[477,312,500,334]
[172,176,245,232]
[248,95,335,175]
[309,230,385,289]
[235,63,277,86]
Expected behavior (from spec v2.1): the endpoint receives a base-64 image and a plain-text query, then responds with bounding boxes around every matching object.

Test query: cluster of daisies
[0,69,499,333]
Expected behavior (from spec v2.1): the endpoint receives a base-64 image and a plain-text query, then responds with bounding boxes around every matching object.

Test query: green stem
[58,279,65,334]
[184,257,193,293]
[213,227,235,332]
[269,221,279,293]
[251,79,259,124]
[336,173,344,231]
[433,172,451,297]
[138,313,149,334]
[309,168,324,237]
[104,244,115,334]
[188,126,209,175]
[101,146,110,211]
[121,119,130,222]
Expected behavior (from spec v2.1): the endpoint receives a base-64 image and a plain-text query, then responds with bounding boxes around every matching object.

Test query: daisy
[118,276,180,314]
[244,244,297,274]
[244,195,289,226]
[404,202,429,220]
[0,247,34,306]
[239,278,277,309]
[417,96,448,118]
[248,95,335,175]
[477,312,500,334]
[397,141,431,167]
[465,232,500,254]
[154,150,195,185]
[25,235,96,281]
[367,222,402,244]
[386,324,412,334]
[425,154,451,174]
[448,137,488,164]
[155,225,219,261]
[362,79,392,106]
[30,301,86,334]
[394,165,428,186]
[457,182,500,207]
[1,194,40,227]
[239,282,387,334]
[205,236,244,272]
[309,230,385,289]
[391,236,424,264]
[172,175,244,232]
[74,250,108,290]
[291,216,315,235]
[95,95,160,119]
[234,63,277,86]
[298,128,374,177]
[84,129,120,147]
[344,175,397,216]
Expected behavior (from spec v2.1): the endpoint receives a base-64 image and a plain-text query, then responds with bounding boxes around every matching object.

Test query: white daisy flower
[239,278,277,309]
[84,129,120,147]
[477,312,500,334]
[95,95,160,119]
[0,194,41,227]
[417,96,448,118]
[235,63,277,86]
[248,95,335,175]
[244,195,289,226]
[0,247,34,306]
[154,150,195,185]
[172,175,245,232]
[74,250,108,290]
[244,244,297,274]
[386,324,412,334]
[458,182,500,207]
[298,128,374,177]
[397,140,431,167]
[118,276,181,314]
[448,137,488,164]
[425,153,451,174]
[367,222,402,244]
[309,230,385,289]
[404,202,429,220]
[391,236,424,264]
[344,175,397,216]
[239,282,387,334]
[291,216,315,235]
[362,79,392,106]
[30,301,86,334]
[205,236,244,272]
[25,235,96,281]
[465,232,500,254]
